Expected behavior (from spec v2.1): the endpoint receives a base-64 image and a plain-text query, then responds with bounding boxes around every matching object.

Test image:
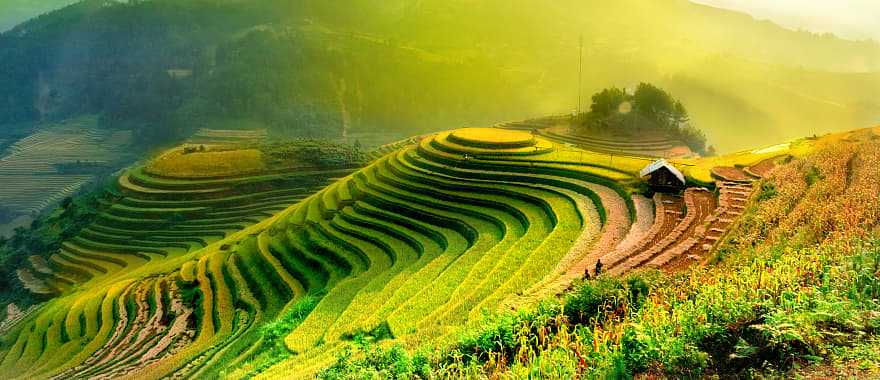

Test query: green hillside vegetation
[0,189,105,306]
[1,123,873,378]
[0,0,877,151]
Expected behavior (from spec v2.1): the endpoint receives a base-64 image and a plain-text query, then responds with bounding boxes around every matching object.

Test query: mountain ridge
[0,0,877,153]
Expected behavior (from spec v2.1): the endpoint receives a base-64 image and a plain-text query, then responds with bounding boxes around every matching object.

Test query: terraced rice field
[17,161,353,296]
[540,129,691,158]
[3,125,839,379]
[494,115,570,131]
[495,116,691,158]
[0,117,136,218]
[362,136,424,162]
[187,129,268,145]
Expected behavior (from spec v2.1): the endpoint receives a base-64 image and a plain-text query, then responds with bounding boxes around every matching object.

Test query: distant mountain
[0,0,878,151]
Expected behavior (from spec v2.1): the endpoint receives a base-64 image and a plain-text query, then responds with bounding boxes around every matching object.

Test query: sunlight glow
[692,0,880,40]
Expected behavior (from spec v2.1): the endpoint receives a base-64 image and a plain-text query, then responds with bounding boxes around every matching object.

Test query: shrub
[756,181,777,202]
[318,344,432,380]
[233,294,321,376]
[565,272,656,325]
[804,165,822,186]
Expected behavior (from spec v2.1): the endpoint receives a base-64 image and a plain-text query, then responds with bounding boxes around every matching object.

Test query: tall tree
[632,83,675,128]
[590,87,629,117]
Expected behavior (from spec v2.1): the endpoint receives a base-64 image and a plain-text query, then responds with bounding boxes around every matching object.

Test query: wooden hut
[640,159,686,192]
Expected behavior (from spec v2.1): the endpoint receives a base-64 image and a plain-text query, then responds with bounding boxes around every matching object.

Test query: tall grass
[315,239,880,378]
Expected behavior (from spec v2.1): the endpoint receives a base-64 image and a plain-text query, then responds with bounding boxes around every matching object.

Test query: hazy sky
[2,1,879,41]
[0,0,77,32]
[692,0,880,41]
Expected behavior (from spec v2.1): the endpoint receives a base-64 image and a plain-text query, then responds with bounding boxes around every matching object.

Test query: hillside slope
[0,0,877,151]
[0,0,76,32]
[316,126,880,378]
[2,124,872,379]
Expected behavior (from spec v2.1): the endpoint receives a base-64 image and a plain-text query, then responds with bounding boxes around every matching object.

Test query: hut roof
[640,159,686,184]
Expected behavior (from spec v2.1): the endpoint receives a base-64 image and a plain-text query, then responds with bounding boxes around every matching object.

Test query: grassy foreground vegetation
[319,240,880,378]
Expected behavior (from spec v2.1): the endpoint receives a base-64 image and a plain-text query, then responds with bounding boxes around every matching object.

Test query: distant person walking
[594,259,603,276]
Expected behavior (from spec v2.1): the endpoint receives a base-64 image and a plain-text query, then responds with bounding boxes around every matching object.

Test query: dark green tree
[632,83,675,127]
[589,87,629,117]
[673,100,689,126]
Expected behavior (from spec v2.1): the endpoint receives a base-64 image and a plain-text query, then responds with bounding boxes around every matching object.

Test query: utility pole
[577,35,584,115]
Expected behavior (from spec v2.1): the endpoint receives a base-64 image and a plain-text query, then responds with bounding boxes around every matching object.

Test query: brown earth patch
[711,166,755,182]
[748,156,787,178]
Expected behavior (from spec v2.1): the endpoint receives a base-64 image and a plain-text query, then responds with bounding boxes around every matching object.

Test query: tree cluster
[261,139,365,169]
[0,0,295,143]
[576,83,708,154]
